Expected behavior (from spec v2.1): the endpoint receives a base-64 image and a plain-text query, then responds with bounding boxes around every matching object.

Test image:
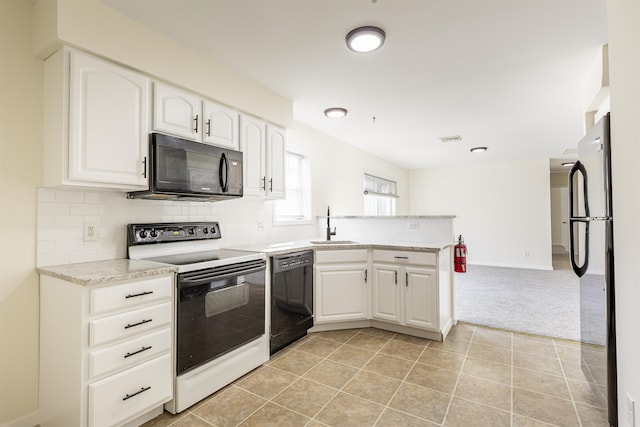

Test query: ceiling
[97,0,608,172]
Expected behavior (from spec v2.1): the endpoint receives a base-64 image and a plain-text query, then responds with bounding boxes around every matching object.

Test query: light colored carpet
[455,254,605,344]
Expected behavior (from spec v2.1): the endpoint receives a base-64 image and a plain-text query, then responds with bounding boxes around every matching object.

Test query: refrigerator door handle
[569,218,590,277]
[568,161,590,277]
[568,161,590,218]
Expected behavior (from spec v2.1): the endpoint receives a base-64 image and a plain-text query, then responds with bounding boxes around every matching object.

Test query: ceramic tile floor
[143,324,609,427]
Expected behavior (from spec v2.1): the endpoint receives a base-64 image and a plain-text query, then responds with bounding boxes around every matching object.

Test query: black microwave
[128,133,243,201]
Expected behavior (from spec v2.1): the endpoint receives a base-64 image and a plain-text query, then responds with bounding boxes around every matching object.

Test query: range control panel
[127,222,222,245]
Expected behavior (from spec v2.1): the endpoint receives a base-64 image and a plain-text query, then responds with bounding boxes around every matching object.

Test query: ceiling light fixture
[470,146,488,153]
[346,26,386,53]
[562,162,575,167]
[324,107,348,118]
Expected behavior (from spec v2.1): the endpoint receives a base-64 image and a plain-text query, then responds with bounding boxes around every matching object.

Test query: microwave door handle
[219,153,229,192]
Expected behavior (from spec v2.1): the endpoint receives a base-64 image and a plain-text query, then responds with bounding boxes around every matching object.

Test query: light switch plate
[627,393,635,427]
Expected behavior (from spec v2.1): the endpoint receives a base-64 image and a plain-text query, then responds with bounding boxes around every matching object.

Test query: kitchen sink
[309,240,358,245]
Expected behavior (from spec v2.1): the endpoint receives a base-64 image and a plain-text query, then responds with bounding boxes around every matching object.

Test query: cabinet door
[68,51,148,188]
[153,82,201,140]
[404,266,438,330]
[240,114,267,196]
[265,124,286,199]
[314,264,368,323]
[372,264,401,323]
[203,100,239,149]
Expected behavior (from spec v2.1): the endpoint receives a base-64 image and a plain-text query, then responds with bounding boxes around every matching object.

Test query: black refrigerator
[569,112,617,426]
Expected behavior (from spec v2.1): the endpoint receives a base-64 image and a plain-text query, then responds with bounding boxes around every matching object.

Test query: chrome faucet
[326,205,336,241]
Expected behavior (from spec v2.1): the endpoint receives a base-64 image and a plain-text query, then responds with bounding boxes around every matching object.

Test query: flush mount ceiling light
[324,107,348,118]
[470,146,488,153]
[346,26,386,53]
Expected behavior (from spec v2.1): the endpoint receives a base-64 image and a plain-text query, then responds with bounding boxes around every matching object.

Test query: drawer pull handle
[394,256,409,259]
[124,319,152,330]
[125,291,154,299]
[122,386,151,401]
[124,345,152,359]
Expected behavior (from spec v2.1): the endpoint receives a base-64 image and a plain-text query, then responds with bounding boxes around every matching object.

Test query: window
[364,173,397,216]
[275,151,312,223]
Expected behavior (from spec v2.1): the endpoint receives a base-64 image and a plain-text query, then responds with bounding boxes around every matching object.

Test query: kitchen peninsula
[236,214,457,342]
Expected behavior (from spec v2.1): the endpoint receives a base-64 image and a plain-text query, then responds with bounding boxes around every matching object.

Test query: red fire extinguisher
[454,235,467,273]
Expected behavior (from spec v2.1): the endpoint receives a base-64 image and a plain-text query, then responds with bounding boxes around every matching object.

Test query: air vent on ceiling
[439,135,462,143]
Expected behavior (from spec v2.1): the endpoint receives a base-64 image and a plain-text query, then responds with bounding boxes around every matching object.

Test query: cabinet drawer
[88,353,172,427]
[90,275,172,316]
[372,250,436,266]
[90,302,172,347]
[315,249,368,264]
[89,327,171,379]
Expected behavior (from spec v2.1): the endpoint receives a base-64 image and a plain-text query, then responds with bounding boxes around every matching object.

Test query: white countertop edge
[316,215,456,219]
[232,240,453,257]
[37,259,177,286]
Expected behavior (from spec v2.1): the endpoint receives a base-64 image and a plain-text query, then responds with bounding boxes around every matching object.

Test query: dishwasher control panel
[272,251,314,273]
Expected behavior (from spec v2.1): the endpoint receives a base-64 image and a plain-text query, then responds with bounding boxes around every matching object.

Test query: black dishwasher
[270,250,314,354]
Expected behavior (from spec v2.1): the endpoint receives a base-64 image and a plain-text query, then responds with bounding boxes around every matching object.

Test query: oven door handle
[179,266,266,287]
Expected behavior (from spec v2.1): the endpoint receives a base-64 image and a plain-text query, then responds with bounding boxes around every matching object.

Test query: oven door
[176,259,266,375]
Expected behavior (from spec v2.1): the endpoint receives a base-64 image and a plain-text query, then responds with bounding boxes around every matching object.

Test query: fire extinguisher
[454,235,467,273]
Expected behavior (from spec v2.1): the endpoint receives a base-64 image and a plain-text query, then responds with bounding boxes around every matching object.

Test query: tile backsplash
[36,188,317,267]
[37,189,456,267]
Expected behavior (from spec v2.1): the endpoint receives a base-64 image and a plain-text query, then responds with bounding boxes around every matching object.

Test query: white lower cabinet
[314,250,369,323]
[314,247,452,339]
[372,262,438,330]
[39,274,174,427]
[88,354,172,427]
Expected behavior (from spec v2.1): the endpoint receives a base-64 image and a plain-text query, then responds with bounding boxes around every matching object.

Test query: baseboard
[2,410,39,427]
[468,262,553,271]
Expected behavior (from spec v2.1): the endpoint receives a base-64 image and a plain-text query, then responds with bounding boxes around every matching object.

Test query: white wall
[34,0,293,128]
[409,159,553,270]
[607,2,640,426]
[0,1,43,424]
[287,122,410,216]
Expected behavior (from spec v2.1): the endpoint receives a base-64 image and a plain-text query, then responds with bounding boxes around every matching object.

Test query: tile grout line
[299,328,388,426]
[511,330,514,427]
[369,331,432,426]
[553,337,584,427]
[441,326,477,426]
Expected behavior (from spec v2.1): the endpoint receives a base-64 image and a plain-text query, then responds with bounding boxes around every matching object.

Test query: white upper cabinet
[152,83,240,150]
[240,114,286,199]
[240,114,267,196]
[266,124,286,199]
[44,48,149,189]
[153,82,202,141]
[203,100,239,149]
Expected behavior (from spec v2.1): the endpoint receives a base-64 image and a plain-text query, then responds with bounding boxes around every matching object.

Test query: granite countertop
[232,239,453,257]
[316,215,456,219]
[37,259,177,286]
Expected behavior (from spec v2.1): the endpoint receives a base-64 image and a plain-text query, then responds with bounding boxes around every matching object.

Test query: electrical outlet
[524,250,530,257]
[627,393,635,427]
[407,221,419,230]
[257,220,264,231]
[83,222,98,242]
